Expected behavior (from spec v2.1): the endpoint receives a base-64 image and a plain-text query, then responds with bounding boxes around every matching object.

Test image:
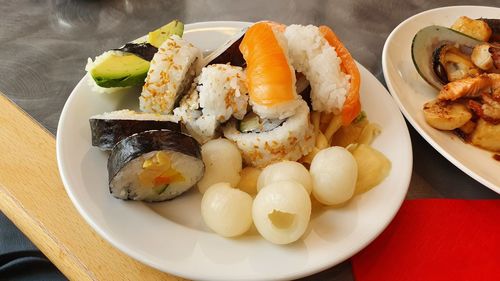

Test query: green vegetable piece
[155,185,169,195]
[88,20,184,88]
[148,20,184,48]
[90,52,150,88]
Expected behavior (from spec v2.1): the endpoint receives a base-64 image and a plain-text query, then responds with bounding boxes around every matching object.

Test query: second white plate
[382,6,500,193]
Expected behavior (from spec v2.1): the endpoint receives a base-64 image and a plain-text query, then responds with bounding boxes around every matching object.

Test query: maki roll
[198,64,248,122]
[140,35,201,114]
[174,64,248,144]
[108,130,204,202]
[89,109,180,150]
[223,101,315,168]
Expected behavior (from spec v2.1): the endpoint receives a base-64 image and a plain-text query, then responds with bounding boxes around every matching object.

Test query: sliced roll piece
[108,130,204,202]
[140,35,201,114]
[174,81,220,144]
[198,64,248,122]
[90,109,180,150]
[174,64,249,144]
[223,101,315,168]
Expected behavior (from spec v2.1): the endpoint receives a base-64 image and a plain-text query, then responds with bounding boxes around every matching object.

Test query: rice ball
[257,161,312,194]
[252,180,311,244]
[198,138,242,193]
[201,182,253,237]
[310,147,357,205]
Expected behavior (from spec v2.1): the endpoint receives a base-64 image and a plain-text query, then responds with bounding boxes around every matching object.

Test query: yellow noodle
[324,114,343,143]
[358,123,382,145]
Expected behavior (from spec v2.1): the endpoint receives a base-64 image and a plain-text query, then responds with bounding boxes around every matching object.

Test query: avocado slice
[87,20,184,88]
[90,52,149,88]
[148,20,184,48]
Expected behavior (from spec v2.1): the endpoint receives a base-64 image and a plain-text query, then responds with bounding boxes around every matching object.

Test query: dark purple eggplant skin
[480,18,500,43]
[206,34,246,67]
[107,130,202,187]
[113,42,158,61]
[90,118,181,150]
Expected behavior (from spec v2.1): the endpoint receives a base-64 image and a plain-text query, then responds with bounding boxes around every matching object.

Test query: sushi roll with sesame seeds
[139,35,201,114]
[223,100,315,168]
[198,64,248,122]
[174,64,249,144]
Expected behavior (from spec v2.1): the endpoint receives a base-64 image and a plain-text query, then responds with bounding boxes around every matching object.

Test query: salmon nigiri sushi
[239,22,302,120]
[285,24,361,126]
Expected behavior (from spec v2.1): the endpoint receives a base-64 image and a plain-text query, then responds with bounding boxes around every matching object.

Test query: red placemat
[352,199,500,281]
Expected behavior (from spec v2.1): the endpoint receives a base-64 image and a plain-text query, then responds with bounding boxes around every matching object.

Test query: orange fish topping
[240,22,295,106]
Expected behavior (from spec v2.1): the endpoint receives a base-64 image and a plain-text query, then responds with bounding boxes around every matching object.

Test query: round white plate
[382,6,500,194]
[57,21,412,281]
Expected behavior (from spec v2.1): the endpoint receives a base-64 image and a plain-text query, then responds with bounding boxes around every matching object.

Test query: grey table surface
[1,0,499,280]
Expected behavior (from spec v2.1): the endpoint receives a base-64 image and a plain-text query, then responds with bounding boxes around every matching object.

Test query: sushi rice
[223,101,315,168]
[174,64,249,144]
[285,24,351,114]
[140,35,201,114]
[198,64,248,122]
[243,23,303,120]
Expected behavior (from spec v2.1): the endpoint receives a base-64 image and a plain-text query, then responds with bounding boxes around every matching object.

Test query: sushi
[223,101,315,168]
[90,109,180,150]
[284,24,361,126]
[139,35,202,114]
[239,22,302,120]
[108,130,204,202]
[85,20,184,91]
[198,64,248,122]
[174,64,249,144]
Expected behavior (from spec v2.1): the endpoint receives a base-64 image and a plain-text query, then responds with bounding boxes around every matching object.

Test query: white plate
[382,6,500,194]
[57,21,412,280]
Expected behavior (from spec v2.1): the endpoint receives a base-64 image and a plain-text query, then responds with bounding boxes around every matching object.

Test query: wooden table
[0,1,498,280]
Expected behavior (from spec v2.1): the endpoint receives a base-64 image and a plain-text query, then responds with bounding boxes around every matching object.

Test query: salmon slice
[240,22,295,106]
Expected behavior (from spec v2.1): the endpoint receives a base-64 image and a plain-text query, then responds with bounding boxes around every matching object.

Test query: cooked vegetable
[412,25,481,89]
[257,161,312,194]
[471,43,495,70]
[252,181,311,245]
[349,144,391,195]
[201,182,253,237]
[423,99,472,130]
[451,16,492,42]
[470,119,500,152]
[197,138,242,193]
[310,147,357,205]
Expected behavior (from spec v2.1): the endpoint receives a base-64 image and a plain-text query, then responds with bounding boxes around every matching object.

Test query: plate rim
[381,5,500,194]
[57,20,412,280]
